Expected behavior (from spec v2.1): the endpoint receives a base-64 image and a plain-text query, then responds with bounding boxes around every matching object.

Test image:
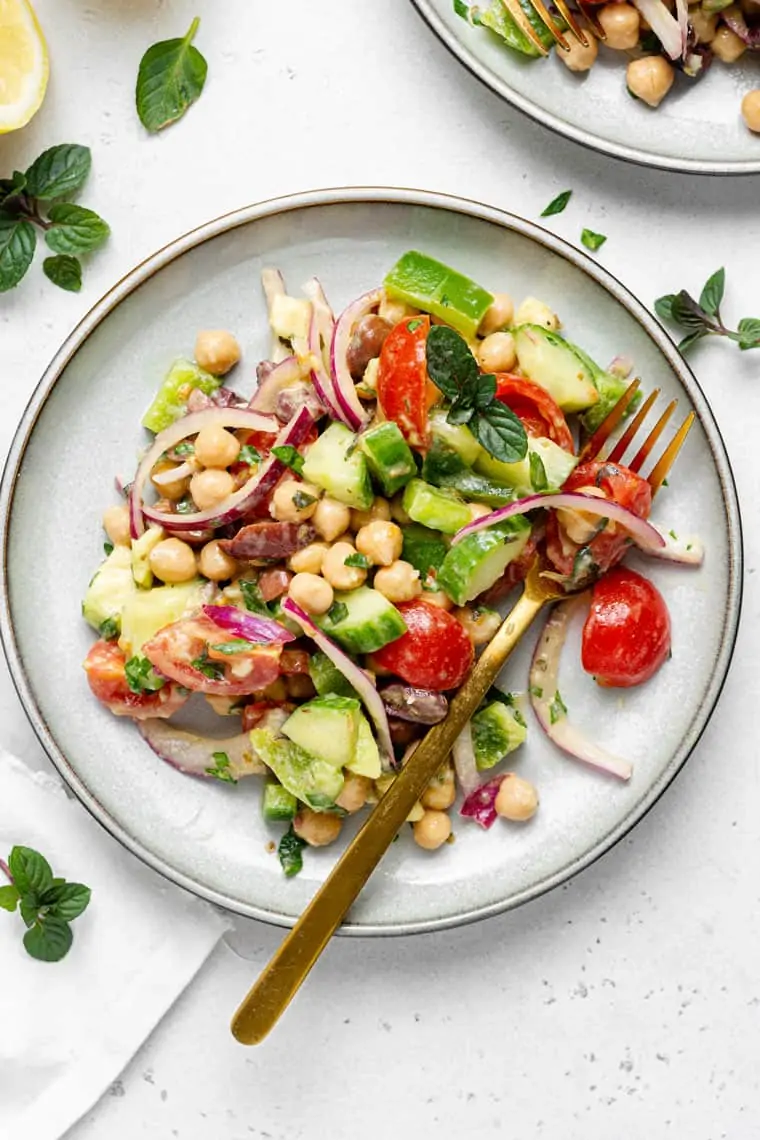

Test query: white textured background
[1,1,759,1137]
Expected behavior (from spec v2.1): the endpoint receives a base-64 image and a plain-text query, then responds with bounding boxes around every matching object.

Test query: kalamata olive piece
[346,315,392,379]
[381,684,449,724]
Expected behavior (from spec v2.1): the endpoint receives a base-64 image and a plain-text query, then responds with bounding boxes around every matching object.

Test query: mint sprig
[655,268,760,354]
[136,17,208,133]
[1,847,91,962]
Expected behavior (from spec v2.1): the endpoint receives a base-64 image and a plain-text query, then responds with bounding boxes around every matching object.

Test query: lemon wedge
[0,0,49,134]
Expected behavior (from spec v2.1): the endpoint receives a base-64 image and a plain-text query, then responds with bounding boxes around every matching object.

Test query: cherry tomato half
[143,615,282,696]
[581,567,671,688]
[371,599,474,690]
[376,316,439,449]
[494,375,574,452]
[83,640,188,720]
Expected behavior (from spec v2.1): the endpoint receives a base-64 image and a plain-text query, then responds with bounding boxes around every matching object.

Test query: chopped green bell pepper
[142,358,222,434]
[383,251,494,340]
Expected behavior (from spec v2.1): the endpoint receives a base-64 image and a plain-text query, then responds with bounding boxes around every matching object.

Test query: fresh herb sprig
[136,17,208,133]
[0,847,91,962]
[655,268,760,354]
[541,189,573,217]
[0,144,109,293]
[425,326,528,465]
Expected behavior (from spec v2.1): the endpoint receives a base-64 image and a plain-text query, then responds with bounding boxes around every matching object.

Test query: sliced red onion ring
[631,0,685,57]
[281,596,394,768]
[262,267,291,363]
[452,722,480,798]
[152,459,195,486]
[135,405,313,536]
[202,604,295,644]
[529,599,632,781]
[249,355,305,413]
[304,303,343,422]
[647,526,704,566]
[139,712,289,780]
[330,289,382,432]
[460,775,505,829]
[451,492,666,556]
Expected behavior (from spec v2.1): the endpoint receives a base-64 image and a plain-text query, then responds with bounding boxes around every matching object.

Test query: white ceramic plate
[412,0,760,174]
[0,189,742,934]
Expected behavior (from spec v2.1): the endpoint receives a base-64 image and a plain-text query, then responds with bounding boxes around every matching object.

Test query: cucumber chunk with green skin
[514,325,599,413]
[402,478,472,535]
[421,438,515,506]
[118,579,208,656]
[437,517,531,605]
[282,695,361,769]
[315,586,407,654]
[262,782,298,822]
[347,715,381,779]
[358,422,417,497]
[130,526,165,589]
[401,523,448,580]
[82,546,137,634]
[142,358,222,434]
[475,436,577,496]
[472,700,527,770]
[383,251,494,340]
[301,421,373,510]
[308,651,360,699]
[250,729,344,811]
[429,410,482,466]
[479,0,554,56]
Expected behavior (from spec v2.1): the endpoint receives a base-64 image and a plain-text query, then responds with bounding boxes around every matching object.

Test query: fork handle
[230,587,547,1046]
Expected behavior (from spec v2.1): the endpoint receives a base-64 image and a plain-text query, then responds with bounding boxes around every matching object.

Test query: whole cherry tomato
[494,375,574,452]
[376,316,439,449]
[581,567,671,687]
[371,599,474,690]
[83,640,188,719]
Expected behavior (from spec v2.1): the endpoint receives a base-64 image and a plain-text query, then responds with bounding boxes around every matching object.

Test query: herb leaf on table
[541,189,573,217]
[1,847,91,962]
[655,267,760,354]
[136,17,208,133]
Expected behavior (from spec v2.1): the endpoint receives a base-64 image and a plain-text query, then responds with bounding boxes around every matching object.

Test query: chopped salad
[82,251,702,875]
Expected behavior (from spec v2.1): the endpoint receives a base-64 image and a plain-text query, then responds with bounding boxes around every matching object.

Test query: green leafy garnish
[98,617,120,641]
[209,639,258,655]
[541,190,572,217]
[426,326,528,465]
[43,254,82,292]
[239,578,273,616]
[136,17,208,133]
[1,846,91,962]
[24,145,92,200]
[654,268,760,354]
[344,552,370,569]
[326,601,349,625]
[529,451,548,492]
[205,751,237,784]
[124,655,166,693]
[278,826,306,878]
[292,490,317,511]
[271,445,305,476]
[581,229,607,253]
[549,690,568,725]
[239,443,261,467]
[529,684,543,699]
[103,540,114,556]
[173,441,195,458]
[45,204,110,255]
[190,646,225,680]
[407,317,424,332]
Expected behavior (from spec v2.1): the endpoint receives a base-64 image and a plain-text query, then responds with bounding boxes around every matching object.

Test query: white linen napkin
[0,751,230,1140]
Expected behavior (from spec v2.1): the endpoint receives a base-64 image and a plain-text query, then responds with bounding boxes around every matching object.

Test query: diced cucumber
[347,715,381,779]
[82,546,137,635]
[429,410,482,466]
[301,421,373,510]
[130,526,165,589]
[401,523,448,580]
[402,478,472,535]
[262,782,298,822]
[475,436,577,495]
[282,695,361,769]
[384,251,494,340]
[437,517,531,605]
[514,325,599,413]
[308,651,360,699]
[119,579,207,656]
[358,421,417,497]
[479,0,554,57]
[316,586,407,654]
[250,728,344,811]
[421,438,515,506]
[472,701,527,770]
[141,358,221,434]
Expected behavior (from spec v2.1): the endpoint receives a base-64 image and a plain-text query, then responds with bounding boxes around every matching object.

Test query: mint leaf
[529,450,548,491]
[23,916,73,962]
[44,882,91,921]
[45,204,110,255]
[474,373,496,410]
[25,144,92,201]
[698,268,725,318]
[0,885,19,912]
[677,329,709,355]
[205,751,237,784]
[20,896,40,928]
[239,443,261,466]
[737,317,760,351]
[580,229,607,253]
[136,17,208,132]
[327,601,348,625]
[541,189,572,217]
[271,445,305,476]
[654,294,677,323]
[43,254,82,292]
[8,846,54,896]
[426,324,479,400]
[278,826,306,878]
[0,216,36,292]
[124,655,166,693]
[344,552,370,569]
[470,401,528,465]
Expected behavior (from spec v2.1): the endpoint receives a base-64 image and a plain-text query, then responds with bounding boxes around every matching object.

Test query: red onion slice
[249,355,305,413]
[152,459,195,486]
[631,0,685,57]
[262,267,291,363]
[452,722,480,798]
[136,405,313,535]
[647,526,704,566]
[451,492,666,556]
[529,599,632,781]
[202,604,295,644]
[303,302,343,422]
[460,775,505,829]
[330,289,382,432]
[139,710,289,780]
[281,596,394,768]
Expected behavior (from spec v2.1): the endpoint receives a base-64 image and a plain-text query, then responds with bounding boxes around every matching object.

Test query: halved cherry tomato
[83,640,188,720]
[582,567,671,688]
[494,374,574,452]
[371,599,474,690]
[376,316,439,449]
[143,615,282,696]
[545,460,652,579]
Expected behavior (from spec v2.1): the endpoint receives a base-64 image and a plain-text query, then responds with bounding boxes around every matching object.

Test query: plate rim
[0,186,744,935]
[410,0,760,176]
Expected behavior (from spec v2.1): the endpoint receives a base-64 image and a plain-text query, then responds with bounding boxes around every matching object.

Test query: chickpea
[421,765,456,811]
[102,504,131,547]
[190,468,235,511]
[495,774,539,822]
[149,537,197,584]
[336,773,372,814]
[374,560,422,603]
[378,292,418,326]
[420,588,453,611]
[454,605,502,647]
[413,809,452,850]
[514,297,560,330]
[151,460,192,502]
[270,479,320,523]
[286,673,316,700]
[350,497,391,530]
[712,25,746,61]
[194,329,241,376]
[477,331,517,373]
[194,423,240,469]
[288,541,329,575]
[597,2,640,46]
[478,292,515,336]
[199,539,238,582]
[293,808,343,847]
[690,7,717,41]
[288,572,334,615]
[389,493,411,526]
[626,56,675,107]
[741,89,760,133]
[559,32,599,72]
[355,520,404,567]
[321,541,368,591]
[313,496,351,542]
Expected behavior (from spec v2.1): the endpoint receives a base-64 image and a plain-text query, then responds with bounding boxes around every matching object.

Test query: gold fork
[230,384,695,1046]
[503,0,606,55]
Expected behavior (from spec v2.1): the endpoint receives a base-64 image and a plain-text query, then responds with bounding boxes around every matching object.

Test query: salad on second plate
[82,251,702,877]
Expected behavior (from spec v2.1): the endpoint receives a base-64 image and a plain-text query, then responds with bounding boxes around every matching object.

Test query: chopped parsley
[239,578,273,616]
[326,601,348,625]
[529,684,543,699]
[124,655,166,694]
[98,617,119,641]
[541,189,572,218]
[344,552,370,569]
[209,639,258,655]
[239,443,261,467]
[190,646,225,680]
[271,445,305,476]
[278,826,306,877]
[549,690,568,725]
[205,751,237,784]
[173,441,195,457]
[103,540,114,556]
[407,317,424,332]
[292,490,317,511]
